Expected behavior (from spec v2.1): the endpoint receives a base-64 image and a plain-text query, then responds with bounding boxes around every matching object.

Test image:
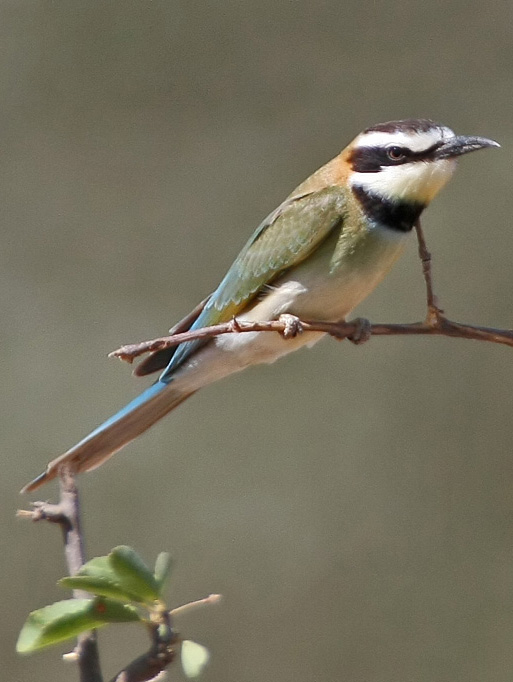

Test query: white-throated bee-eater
[23,118,499,493]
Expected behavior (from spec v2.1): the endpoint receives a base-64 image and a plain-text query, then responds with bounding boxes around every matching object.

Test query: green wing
[160,185,347,380]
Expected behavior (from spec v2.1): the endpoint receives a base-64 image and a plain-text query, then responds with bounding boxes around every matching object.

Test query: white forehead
[356,126,455,152]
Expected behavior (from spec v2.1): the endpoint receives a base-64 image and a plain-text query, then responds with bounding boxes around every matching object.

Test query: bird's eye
[386,146,407,161]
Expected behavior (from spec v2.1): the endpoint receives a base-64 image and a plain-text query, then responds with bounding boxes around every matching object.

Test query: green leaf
[59,554,144,603]
[70,556,121,585]
[154,552,173,592]
[59,575,144,603]
[59,547,161,605]
[108,546,160,604]
[78,555,114,577]
[17,598,140,653]
[181,640,210,678]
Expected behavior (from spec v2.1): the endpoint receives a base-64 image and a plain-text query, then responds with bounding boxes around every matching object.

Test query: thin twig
[414,219,443,323]
[110,314,513,365]
[18,469,103,682]
[170,593,222,618]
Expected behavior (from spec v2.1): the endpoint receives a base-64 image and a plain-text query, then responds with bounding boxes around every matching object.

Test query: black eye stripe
[349,142,442,173]
[349,147,405,173]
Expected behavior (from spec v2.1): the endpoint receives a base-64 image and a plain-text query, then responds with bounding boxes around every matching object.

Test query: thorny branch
[17,469,103,682]
[19,473,219,682]
[109,220,513,365]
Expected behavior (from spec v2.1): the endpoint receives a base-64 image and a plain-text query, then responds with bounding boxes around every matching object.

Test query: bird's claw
[348,317,372,345]
[278,314,303,339]
[229,317,243,332]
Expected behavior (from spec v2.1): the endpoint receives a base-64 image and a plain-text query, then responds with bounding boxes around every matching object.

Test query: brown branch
[18,469,103,682]
[108,220,513,365]
[109,314,513,366]
[109,590,222,682]
[414,219,443,323]
[19,474,181,682]
[109,592,221,681]
[109,610,176,682]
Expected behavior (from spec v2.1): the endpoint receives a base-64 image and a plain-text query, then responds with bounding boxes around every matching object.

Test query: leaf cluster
[17,546,209,678]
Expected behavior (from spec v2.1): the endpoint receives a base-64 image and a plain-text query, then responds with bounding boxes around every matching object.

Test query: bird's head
[345,119,499,206]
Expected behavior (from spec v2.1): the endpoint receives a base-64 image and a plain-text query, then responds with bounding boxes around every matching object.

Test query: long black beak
[435,135,500,159]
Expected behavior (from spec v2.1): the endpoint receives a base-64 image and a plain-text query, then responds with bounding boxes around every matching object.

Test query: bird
[22,118,499,493]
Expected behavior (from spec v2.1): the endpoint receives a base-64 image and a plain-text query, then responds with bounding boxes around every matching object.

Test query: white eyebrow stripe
[355,127,454,153]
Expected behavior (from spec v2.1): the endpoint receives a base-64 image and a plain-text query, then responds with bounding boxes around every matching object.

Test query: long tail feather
[21,381,194,493]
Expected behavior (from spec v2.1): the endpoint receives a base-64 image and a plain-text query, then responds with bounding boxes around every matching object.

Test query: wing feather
[160,185,347,380]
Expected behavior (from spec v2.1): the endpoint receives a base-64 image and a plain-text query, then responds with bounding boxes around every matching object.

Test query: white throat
[350,157,456,204]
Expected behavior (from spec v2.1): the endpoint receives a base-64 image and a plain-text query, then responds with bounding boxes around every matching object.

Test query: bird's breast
[269,220,407,322]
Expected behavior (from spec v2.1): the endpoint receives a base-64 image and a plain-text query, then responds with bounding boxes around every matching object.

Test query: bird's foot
[348,317,372,345]
[229,316,243,332]
[278,314,304,339]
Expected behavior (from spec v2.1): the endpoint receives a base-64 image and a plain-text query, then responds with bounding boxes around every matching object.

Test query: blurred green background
[2,1,513,680]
